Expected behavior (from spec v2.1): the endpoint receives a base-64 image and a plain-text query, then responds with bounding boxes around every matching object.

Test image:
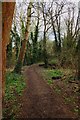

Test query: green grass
[5,71,26,101]
[72,105,80,114]
[43,69,63,88]
[49,58,58,65]
[54,86,61,94]
[44,69,63,79]
[64,96,75,104]
[47,79,53,85]
[73,108,80,114]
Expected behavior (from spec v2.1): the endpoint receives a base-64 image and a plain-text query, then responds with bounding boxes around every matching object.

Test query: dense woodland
[6,1,80,79]
[2,0,80,119]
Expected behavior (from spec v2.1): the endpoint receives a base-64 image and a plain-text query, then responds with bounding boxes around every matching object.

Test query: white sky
[16,0,80,3]
[15,0,80,41]
[68,0,79,3]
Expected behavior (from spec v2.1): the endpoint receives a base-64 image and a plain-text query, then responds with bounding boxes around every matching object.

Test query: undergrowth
[3,71,26,119]
[5,72,26,100]
[44,69,63,79]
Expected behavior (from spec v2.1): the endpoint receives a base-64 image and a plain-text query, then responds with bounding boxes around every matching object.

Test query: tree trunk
[14,2,32,73]
[77,34,80,80]
[33,16,39,63]
[42,4,48,68]
[2,2,15,97]
[58,16,61,52]
[0,3,2,119]
[51,18,58,53]
[43,30,48,68]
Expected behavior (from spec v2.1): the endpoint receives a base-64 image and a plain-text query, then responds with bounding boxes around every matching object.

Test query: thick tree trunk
[2,2,15,97]
[14,2,32,73]
[0,3,2,119]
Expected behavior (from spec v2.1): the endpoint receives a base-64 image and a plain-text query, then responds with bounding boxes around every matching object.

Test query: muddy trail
[17,64,77,119]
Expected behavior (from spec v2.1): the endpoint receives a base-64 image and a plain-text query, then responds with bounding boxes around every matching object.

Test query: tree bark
[57,16,61,52]
[42,3,48,68]
[2,2,15,97]
[51,17,58,53]
[14,2,32,73]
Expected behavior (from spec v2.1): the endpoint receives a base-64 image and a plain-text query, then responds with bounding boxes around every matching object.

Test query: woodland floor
[14,64,79,119]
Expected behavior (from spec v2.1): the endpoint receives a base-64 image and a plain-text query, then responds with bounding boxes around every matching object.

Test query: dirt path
[17,65,77,119]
